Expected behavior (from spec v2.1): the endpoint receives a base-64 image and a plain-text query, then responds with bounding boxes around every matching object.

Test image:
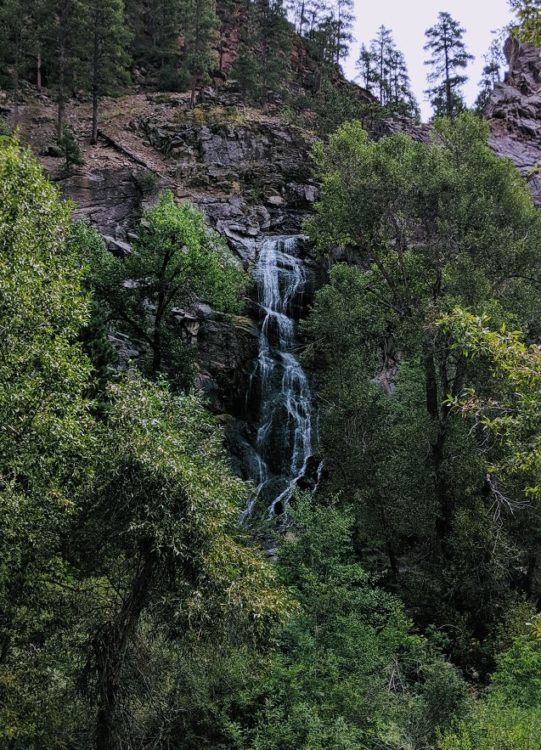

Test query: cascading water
[242,236,316,520]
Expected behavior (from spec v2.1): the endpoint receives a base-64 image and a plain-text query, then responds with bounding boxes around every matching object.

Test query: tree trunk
[94,549,155,750]
[443,37,451,118]
[36,50,42,91]
[91,89,99,145]
[424,346,452,541]
[90,14,99,145]
[57,39,66,140]
[13,32,21,126]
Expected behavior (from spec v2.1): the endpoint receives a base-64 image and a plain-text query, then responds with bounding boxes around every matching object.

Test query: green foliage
[424,12,474,119]
[231,0,293,102]
[0,0,33,95]
[308,78,383,137]
[441,309,541,498]
[80,0,132,143]
[357,26,420,119]
[84,191,246,388]
[0,137,287,748]
[440,635,541,749]
[475,39,505,113]
[182,0,219,107]
[0,136,93,748]
[237,501,467,749]
[59,124,84,172]
[303,114,541,662]
[510,0,541,44]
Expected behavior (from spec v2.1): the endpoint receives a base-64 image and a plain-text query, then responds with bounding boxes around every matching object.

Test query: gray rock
[486,40,541,206]
[103,235,132,256]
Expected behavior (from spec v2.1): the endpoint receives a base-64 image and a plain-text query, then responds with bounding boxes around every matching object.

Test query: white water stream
[242,236,315,519]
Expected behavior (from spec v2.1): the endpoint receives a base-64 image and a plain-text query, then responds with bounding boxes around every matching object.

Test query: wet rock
[196,314,260,414]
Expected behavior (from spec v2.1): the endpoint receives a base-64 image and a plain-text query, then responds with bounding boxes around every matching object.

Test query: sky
[344,0,514,121]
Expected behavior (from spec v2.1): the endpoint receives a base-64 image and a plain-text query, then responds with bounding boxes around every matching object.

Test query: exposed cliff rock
[486,38,541,206]
[129,100,318,262]
[5,87,323,424]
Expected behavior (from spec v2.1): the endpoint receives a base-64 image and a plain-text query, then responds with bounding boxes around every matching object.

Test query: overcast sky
[344,0,514,121]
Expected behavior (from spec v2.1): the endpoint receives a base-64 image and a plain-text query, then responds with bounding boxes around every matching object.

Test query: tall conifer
[424,11,473,119]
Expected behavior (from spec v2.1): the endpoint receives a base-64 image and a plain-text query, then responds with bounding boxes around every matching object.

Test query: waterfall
[242,236,316,520]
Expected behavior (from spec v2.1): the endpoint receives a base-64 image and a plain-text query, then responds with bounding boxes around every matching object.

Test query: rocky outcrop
[486,38,541,206]
[129,103,319,262]
[59,168,144,235]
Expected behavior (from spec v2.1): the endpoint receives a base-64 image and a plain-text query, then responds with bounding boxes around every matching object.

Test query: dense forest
[1,0,541,748]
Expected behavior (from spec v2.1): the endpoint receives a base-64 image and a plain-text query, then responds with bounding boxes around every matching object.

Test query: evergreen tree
[183,0,219,107]
[370,25,393,105]
[43,0,87,140]
[260,0,293,95]
[130,0,186,89]
[356,43,375,91]
[357,27,419,118]
[0,0,34,121]
[81,0,131,145]
[333,0,354,64]
[510,0,541,44]
[424,12,473,119]
[59,124,84,173]
[231,0,292,102]
[475,38,505,112]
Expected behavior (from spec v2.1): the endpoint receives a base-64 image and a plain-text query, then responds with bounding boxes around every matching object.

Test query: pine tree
[358,27,419,118]
[356,43,376,92]
[424,11,473,119]
[231,0,292,102]
[60,124,84,173]
[388,47,419,118]
[81,0,131,145]
[333,0,354,65]
[231,4,262,100]
[304,0,326,37]
[25,0,49,92]
[259,0,292,96]
[183,0,219,107]
[0,0,34,122]
[475,39,505,112]
[44,0,86,140]
[510,0,541,45]
[127,0,185,89]
[370,26,394,105]
[289,0,309,36]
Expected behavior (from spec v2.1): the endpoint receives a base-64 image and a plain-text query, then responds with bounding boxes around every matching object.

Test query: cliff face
[6,85,323,428]
[486,38,541,206]
[9,36,540,433]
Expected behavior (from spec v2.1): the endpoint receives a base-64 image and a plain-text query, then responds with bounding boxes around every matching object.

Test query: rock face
[60,168,143,235]
[130,105,319,263]
[486,38,541,206]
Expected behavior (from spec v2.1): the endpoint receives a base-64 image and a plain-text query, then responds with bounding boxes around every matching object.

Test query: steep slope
[486,37,541,206]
